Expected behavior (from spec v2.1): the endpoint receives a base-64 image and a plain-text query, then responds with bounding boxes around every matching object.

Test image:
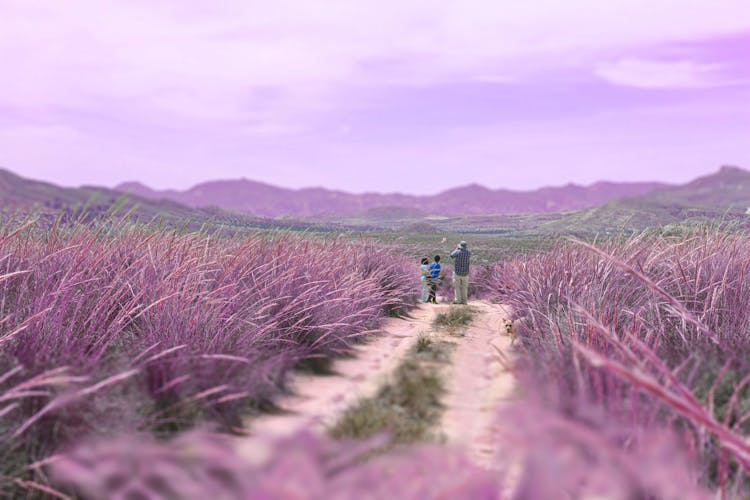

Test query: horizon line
[4,163,746,198]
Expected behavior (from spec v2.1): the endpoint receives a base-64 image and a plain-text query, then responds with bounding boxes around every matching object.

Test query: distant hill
[535,166,750,236]
[6,165,748,237]
[0,168,199,222]
[636,165,750,210]
[115,178,668,217]
[0,168,328,232]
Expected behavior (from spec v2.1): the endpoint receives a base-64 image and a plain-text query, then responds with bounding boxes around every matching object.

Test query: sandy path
[245,299,521,491]
[438,301,518,470]
[247,305,435,437]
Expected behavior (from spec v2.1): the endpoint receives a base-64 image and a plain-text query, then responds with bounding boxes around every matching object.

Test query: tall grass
[22,224,745,498]
[479,230,750,496]
[50,430,499,499]
[0,219,417,495]
[17,216,750,497]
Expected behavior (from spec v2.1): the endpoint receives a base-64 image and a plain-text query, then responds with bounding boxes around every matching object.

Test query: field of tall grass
[9,217,750,498]
[480,230,750,498]
[0,218,417,497]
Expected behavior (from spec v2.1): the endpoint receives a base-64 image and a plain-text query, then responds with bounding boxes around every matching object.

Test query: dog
[503,318,521,345]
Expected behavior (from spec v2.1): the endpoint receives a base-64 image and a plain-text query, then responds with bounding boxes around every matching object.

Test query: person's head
[434,255,441,263]
[459,241,468,249]
[421,257,429,265]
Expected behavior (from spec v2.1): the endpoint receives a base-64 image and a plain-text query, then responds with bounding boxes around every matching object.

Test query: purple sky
[1,1,749,195]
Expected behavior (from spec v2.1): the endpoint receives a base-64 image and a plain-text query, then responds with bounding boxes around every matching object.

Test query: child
[420,257,430,303]
[428,255,441,304]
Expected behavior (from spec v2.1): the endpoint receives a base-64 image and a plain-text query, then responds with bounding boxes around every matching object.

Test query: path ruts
[244,300,519,480]
[438,301,518,470]
[246,305,434,437]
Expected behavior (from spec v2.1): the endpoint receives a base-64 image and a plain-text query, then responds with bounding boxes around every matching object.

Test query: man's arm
[450,249,459,258]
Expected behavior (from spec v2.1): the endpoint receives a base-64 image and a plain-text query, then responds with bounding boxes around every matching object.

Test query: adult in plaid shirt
[450,241,471,304]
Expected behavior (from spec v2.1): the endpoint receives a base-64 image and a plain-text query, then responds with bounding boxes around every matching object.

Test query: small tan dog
[503,318,520,345]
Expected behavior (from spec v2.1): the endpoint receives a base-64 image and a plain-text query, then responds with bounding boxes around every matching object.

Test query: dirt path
[247,305,435,437]
[437,301,518,470]
[246,300,519,478]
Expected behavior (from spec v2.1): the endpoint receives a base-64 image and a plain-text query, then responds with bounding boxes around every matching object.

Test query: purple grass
[13,215,750,498]
[479,229,750,496]
[0,218,418,496]
[50,430,501,500]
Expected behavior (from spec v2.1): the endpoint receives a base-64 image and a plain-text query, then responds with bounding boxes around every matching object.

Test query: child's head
[434,255,441,263]
[421,257,429,265]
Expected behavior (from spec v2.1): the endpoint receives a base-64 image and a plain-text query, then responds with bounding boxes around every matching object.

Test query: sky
[1,0,749,195]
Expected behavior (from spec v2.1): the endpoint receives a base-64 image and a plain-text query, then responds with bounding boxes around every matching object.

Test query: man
[450,241,471,304]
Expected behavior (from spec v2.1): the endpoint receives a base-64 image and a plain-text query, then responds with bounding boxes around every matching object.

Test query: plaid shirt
[450,248,471,276]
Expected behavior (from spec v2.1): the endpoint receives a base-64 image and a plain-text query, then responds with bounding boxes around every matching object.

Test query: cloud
[1,0,749,191]
[595,58,744,89]
[2,0,750,109]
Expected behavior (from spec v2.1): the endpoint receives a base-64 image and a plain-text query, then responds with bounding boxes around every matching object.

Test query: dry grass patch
[411,333,455,363]
[328,335,453,445]
[432,306,476,333]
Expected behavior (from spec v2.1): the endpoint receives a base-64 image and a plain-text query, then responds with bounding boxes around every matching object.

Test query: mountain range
[3,165,750,236]
[115,178,668,218]
[0,168,324,233]
[528,165,750,236]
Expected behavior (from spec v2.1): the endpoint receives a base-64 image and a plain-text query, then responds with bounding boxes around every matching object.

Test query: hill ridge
[114,175,669,217]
